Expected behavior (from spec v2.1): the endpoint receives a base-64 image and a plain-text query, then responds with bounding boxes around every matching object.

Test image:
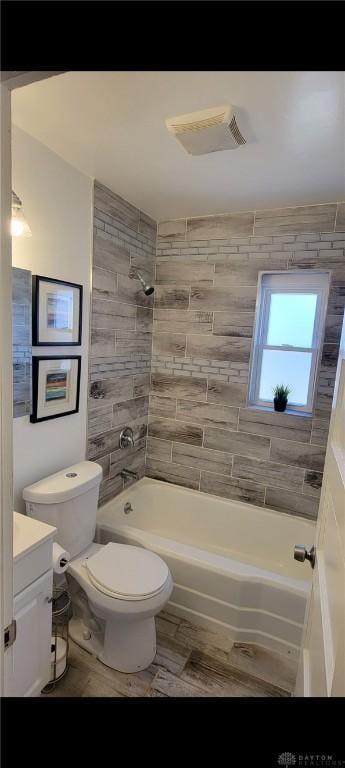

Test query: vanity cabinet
[7,572,53,697]
[4,513,56,697]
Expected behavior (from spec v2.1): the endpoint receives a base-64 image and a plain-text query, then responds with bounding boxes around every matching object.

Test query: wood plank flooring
[42,611,297,698]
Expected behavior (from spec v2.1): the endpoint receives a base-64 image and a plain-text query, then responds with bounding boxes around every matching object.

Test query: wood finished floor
[42,611,297,698]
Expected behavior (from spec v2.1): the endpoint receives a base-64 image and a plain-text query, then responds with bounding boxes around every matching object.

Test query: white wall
[12,126,92,512]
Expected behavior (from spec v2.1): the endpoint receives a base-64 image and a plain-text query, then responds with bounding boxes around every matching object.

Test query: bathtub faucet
[120,468,138,483]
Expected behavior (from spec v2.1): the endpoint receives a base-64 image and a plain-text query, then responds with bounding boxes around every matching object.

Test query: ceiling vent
[166,105,246,155]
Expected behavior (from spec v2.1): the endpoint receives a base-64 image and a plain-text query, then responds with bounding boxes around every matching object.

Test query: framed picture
[30,356,81,423]
[32,276,82,346]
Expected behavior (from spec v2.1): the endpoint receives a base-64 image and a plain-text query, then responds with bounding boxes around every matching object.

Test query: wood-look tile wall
[88,182,156,504]
[12,267,32,418]
[147,201,345,520]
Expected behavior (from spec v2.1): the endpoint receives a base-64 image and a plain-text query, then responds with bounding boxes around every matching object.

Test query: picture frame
[30,356,81,423]
[32,275,83,346]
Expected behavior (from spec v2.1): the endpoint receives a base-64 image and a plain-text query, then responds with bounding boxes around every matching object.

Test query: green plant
[273,384,292,400]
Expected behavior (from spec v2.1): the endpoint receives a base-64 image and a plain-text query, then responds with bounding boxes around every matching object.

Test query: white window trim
[248,271,330,415]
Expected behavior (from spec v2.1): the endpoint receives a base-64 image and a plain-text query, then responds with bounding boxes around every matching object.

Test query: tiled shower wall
[146,202,345,520]
[87,182,156,504]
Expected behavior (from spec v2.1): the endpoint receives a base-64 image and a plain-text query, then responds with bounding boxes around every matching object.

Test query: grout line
[334,204,338,233]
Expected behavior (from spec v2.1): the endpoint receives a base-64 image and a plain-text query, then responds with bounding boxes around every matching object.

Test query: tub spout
[120,468,138,483]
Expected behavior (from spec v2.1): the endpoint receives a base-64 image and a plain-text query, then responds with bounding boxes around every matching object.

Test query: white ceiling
[12,70,345,221]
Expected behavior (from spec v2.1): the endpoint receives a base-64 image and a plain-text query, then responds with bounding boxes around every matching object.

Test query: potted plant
[273,384,292,412]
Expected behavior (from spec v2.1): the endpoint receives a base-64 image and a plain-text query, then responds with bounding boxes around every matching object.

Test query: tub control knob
[119,427,134,449]
[294,544,316,569]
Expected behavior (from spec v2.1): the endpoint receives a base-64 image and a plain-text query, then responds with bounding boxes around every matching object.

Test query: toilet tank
[23,461,103,558]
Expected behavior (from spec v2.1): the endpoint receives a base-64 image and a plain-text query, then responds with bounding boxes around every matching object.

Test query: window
[249,272,330,414]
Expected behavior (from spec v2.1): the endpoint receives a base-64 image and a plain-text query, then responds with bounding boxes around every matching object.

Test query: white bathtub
[96,477,315,658]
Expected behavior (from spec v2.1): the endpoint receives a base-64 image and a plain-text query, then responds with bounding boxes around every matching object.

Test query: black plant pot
[274,397,288,412]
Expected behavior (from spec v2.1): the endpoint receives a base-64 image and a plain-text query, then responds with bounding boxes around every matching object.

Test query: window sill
[246,404,313,419]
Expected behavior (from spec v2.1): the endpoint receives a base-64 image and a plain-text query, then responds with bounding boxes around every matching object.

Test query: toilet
[23,461,173,673]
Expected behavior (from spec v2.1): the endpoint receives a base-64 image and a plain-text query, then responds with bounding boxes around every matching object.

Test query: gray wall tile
[149,395,177,418]
[207,379,247,407]
[186,335,251,363]
[289,250,344,284]
[92,267,117,300]
[233,455,304,492]
[172,443,233,475]
[90,194,343,518]
[270,438,326,472]
[88,405,113,438]
[238,409,312,443]
[153,333,186,356]
[335,202,345,231]
[89,421,147,460]
[113,396,149,426]
[154,309,213,335]
[109,441,146,479]
[146,436,172,462]
[99,474,124,505]
[89,182,156,503]
[190,285,257,312]
[158,220,186,240]
[146,458,200,489]
[265,487,319,521]
[311,418,329,447]
[151,372,207,401]
[133,372,151,398]
[116,330,152,356]
[94,181,140,231]
[90,328,116,356]
[200,472,265,505]
[156,262,214,285]
[213,311,254,337]
[139,211,157,241]
[214,253,288,285]
[147,207,343,519]
[204,427,270,459]
[12,266,31,304]
[186,212,254,240]
[304,470,323,498]
[176,399,238,430]
[136,306,153,332]
[321,343,340,369]
[254,205,337,236]
[148,416,203,446]
[155,285,190,309]
[93,233,130,275]
[324,314,343,344]
[91,299,136,330]
[12,267,31,418]
[327,286,345,315]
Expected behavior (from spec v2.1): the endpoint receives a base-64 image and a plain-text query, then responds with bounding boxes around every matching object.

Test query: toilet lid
[85,543,169,600]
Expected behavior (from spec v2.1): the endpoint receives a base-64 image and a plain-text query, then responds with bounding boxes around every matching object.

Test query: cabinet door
[5,570,53,697]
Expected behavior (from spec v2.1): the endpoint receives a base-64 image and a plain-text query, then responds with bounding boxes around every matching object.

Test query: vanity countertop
[13,511,56,562]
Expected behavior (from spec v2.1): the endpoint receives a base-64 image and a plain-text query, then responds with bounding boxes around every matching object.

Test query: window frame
[248,271,330,415]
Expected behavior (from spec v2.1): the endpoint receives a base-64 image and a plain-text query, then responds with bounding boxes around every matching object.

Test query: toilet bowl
[23,461,173,673]
[68,542,173,672]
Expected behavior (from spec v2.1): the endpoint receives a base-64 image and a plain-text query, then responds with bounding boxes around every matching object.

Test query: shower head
[142,282,154,296]
[128,268,154,296]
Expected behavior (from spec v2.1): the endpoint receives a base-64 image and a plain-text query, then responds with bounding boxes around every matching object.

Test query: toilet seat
[85,542,170,601]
